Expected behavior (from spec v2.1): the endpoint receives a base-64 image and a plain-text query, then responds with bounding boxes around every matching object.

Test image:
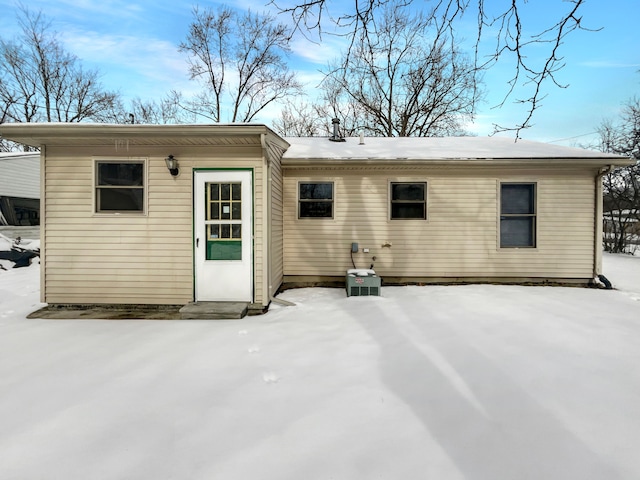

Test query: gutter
[281,157,623,168]
[594,164,615,287]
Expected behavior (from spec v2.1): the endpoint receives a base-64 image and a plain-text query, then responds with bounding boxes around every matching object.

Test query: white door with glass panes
[194,170,253,302]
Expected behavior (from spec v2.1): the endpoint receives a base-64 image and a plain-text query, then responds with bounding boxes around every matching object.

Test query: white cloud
[290,35,346,65]
[295,69,326,89]
[60,29,195,100]
[580,61,640,68]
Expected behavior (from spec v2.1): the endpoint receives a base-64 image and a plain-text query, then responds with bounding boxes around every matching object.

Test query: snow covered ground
[0,249,639,479]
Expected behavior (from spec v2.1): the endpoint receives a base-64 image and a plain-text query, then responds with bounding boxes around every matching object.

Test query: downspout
[260,133,295,307]
[594,165,615,288]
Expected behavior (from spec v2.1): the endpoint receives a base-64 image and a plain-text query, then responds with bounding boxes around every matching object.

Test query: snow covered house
[0,152,40,226]
[0,123,632,311]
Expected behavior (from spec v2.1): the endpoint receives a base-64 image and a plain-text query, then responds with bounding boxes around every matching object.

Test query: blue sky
[1,0,638,146]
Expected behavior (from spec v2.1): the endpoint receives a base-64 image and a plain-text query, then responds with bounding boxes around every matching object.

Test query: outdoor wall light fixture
[165,154,179,176]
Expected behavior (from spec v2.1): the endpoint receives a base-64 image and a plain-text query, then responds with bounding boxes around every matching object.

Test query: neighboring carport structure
[0,152,40,226]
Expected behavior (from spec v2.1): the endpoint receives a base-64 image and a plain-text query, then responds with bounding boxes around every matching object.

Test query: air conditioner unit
[346,269,381,297]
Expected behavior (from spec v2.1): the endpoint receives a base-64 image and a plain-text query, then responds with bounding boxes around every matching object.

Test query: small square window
[390,182,426,220]
[95,161,145,213]
[299,182,334,218]
[500,183,536,247]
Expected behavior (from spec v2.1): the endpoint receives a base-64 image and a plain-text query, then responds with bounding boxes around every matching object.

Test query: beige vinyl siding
[43,145,264,305]
[283,167,596,281]
[266,141,286,298]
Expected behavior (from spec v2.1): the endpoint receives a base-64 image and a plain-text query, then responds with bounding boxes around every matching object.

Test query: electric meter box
[346,269,381,297]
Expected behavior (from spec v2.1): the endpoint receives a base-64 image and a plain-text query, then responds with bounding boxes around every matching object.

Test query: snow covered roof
[283,136,630,164]
[0,152,40,199]
[0,124,631,166]
[0,123,288,149]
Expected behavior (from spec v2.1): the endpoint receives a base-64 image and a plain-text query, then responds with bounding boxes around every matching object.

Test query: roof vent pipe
[329,118,346,142]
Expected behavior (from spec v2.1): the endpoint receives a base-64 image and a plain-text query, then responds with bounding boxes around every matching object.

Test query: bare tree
[315,74,379,136]
[274,92,368,137]
[271,0,594,137]
[273,100,324,136]
[179,6,302,123]
[130,96,197,125]
[101,93,197,125]
[319,5,477,137]
[0,6,120,130]
[598,98,640,254]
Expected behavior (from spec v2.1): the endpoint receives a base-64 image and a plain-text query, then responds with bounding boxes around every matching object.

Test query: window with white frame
[390,182,427,219]
[95,161,145,213]
[298,182,334,218]
[500,182,536,247]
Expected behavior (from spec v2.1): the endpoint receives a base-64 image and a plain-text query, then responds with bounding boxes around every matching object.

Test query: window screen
[500,183,536,247]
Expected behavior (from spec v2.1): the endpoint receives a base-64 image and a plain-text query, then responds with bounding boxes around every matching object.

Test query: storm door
[194,170,252,301]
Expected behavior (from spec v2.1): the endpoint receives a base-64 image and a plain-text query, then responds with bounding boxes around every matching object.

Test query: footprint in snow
[263,372,280,384]
[238,330,248,336]
[248,346,260,354]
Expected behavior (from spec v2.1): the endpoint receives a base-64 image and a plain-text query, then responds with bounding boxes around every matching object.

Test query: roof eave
[281,156,635,167]
[0,123,288,148]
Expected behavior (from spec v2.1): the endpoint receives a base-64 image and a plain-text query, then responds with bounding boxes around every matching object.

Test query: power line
[547,131,598,144]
